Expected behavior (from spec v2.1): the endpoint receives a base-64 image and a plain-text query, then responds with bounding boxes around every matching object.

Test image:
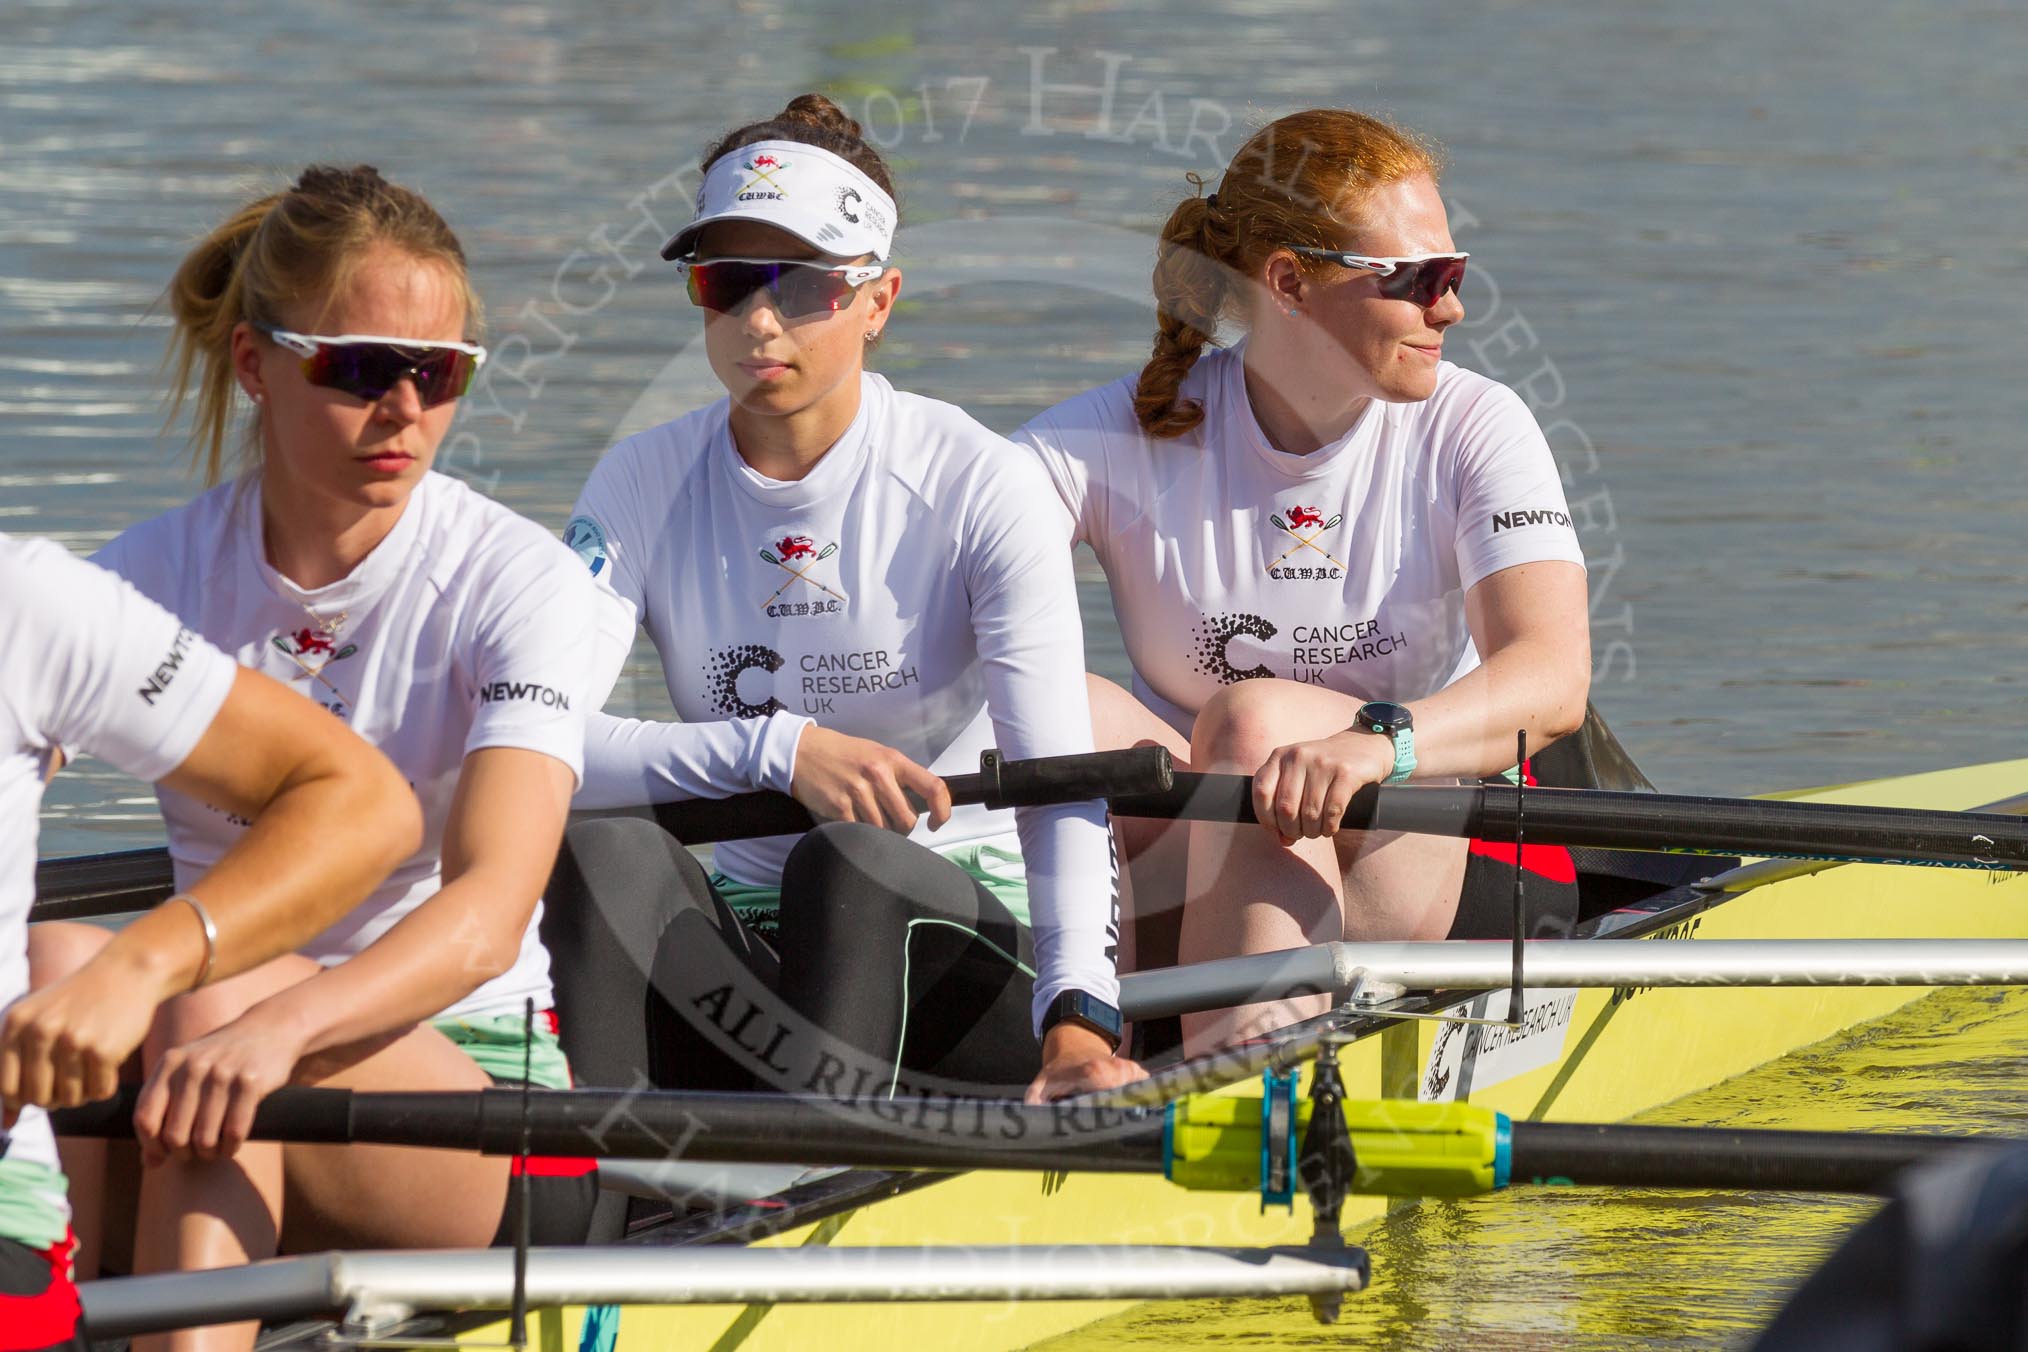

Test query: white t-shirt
[93,472,594,1020]
[568,372,1118,1026]
[1014,344,1587,735]
[1,536,236,1179]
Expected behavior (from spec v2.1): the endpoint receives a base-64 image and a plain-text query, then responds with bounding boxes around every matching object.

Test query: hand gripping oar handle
[1112,776,2028,871]
[631,745,1174,845]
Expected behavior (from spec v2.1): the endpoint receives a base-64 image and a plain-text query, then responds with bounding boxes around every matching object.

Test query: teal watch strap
[1382,725,1416,784]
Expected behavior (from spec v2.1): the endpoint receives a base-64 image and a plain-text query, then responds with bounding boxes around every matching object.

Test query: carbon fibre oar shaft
[53,1086,1168,1174]
[1504,1121,2004,1193]
[50,1085,2015,1197]
[1113,776,2028,871]
[616,745,1174,845]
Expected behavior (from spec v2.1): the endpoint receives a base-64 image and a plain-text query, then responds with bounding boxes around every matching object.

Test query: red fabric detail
[1466,838,1578,884]
[498,1009,595,1176]
[511,1154,598,1178]
[0,1232,80,1351]
[1462,758,1575,884]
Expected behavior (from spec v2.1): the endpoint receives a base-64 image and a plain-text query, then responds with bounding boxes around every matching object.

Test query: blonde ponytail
[160,164,479,483]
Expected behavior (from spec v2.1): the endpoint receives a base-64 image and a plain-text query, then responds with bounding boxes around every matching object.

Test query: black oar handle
[1114,775,2028,872]
[627,745,1173,845]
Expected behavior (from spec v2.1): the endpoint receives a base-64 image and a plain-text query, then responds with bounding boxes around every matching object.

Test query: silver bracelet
[167,893,217,990]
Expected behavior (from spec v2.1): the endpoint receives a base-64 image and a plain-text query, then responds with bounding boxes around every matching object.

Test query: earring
[250,391,264,405]
[865,330,880,342]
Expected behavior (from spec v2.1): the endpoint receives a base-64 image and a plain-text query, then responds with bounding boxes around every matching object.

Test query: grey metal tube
[80,1244,1370,1337]
[1118,939,2028,1019]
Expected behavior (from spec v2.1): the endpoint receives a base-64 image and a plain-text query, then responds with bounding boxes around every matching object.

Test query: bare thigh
[1180,679,1464,1049]
[279,1023,505,1253]
[1189,677,1465,944]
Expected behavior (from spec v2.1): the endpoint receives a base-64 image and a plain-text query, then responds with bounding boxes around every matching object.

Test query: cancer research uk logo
[704,643,790,718]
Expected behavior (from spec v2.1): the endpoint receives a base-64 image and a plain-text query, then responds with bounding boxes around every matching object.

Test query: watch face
[1051,990,1122,1041]
[1360,701,1413,733]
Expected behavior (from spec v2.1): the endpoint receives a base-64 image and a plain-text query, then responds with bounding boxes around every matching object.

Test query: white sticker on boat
[1419,989,1580,1103]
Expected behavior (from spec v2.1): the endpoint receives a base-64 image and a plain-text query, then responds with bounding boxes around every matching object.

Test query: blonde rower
[31,165,597,1352]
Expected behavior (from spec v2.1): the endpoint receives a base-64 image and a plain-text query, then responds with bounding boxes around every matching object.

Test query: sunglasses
[1287,248,1470,308]
[678,258,887,319]
[257,325,488,408]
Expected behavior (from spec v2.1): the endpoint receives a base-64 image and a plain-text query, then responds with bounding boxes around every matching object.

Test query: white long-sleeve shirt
[1,536,236,1192]
[566,372,1119,1028]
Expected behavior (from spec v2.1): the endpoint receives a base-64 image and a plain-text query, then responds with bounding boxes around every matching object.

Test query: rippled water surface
[7,3,2028,1345]
[8,1,2028,853]
[1035,985,2028,1350]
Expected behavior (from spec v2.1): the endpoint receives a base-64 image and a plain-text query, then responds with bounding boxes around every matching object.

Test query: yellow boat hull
[474,757,2028,1352]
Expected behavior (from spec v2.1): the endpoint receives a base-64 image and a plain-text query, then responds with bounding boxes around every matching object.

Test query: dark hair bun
[777,93,862,140]
[291,164,389,200]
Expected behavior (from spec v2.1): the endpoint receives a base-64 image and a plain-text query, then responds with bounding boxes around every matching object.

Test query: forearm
[1401,637,1589,781]
[576,709,810,808]
[128,751,418,996]
[241,869,536,1058]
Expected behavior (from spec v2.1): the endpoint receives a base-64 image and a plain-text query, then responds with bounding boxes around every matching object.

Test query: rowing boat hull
[456,756,2028,1352]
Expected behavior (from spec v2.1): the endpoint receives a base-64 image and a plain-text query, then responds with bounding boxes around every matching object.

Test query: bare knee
[1190,680,1308,773]
[28,921,113,988]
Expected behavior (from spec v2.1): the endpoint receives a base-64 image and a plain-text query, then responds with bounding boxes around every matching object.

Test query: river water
[1037,984,2028,1351]
[6,3,2026,1344]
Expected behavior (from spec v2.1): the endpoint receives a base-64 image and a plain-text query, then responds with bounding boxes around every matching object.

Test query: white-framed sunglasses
[676,257,888,317]
[257,324,488,408]
[1286,248,1470,307]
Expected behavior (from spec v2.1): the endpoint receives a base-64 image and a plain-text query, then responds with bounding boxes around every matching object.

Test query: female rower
[29,164,598,1348]
[1014,109,1591,1049]
[1,536,418,1352]
[558,94,1138,1103]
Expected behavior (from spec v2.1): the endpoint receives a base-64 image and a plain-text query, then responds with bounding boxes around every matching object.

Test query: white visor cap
[661,140,897,263]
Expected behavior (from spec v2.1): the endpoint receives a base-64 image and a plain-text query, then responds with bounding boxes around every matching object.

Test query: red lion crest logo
[292,627,336,657]
[1287,505,1324,530]
[776,534,816,561]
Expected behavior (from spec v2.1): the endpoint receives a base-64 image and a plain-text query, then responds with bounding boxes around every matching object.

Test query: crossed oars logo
[742,152,789,195]
[1266,508,1348,573]
[759,538,846,609]
[270,633,358,702]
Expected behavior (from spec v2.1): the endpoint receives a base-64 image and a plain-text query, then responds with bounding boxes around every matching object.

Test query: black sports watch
[1355,700,1416,784]
[1041,989,1123,1052]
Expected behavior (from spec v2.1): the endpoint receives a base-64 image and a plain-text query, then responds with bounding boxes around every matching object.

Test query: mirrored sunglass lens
[687,262,855,317]
[1412,258,1467,306]
[308,344,473,407]
[688,262,767,312]
[775,267,856,316]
